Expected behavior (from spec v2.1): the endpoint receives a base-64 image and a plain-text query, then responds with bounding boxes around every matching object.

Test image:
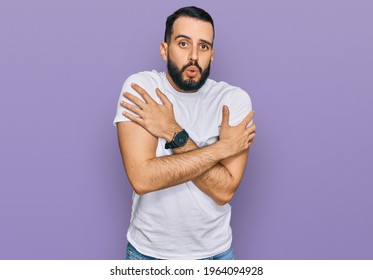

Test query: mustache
[181,61,202,73]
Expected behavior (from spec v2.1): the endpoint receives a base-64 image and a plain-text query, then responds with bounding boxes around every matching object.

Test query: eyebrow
[174,34,213,47]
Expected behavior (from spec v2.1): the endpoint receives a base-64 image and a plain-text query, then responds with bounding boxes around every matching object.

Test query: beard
[167,56,211,92]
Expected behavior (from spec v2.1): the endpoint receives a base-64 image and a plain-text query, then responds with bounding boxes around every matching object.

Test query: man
[113,6,256,260]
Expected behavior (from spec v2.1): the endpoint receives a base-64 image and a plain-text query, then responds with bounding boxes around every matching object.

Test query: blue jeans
[125,242,234,260]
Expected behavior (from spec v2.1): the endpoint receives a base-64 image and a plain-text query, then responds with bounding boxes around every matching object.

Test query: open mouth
[185,66,199,78]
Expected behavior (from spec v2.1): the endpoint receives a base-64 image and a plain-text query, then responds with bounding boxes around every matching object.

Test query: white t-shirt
[113,70,252,259]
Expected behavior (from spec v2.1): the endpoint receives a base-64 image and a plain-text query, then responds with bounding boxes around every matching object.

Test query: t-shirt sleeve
[113,72,158,126]
[227,88,253,127]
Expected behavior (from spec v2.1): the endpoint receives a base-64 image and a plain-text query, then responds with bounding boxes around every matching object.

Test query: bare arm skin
[117,120,250,198]
[170,107,253,205]
[118,83,256,204]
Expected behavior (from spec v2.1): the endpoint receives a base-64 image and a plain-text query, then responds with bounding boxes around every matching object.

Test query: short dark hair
[164,6,215,45]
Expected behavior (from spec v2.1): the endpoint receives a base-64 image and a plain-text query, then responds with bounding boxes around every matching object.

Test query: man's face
[161,16,214,92]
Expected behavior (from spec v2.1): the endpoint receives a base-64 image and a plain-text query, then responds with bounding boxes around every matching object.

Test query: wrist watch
[165,129,189,149]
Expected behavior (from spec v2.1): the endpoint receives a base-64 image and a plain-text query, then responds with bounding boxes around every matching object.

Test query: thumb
[221,105,230,127]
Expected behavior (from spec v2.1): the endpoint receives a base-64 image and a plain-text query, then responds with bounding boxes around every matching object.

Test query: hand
[218,106,256,157]
[121,83,181,140]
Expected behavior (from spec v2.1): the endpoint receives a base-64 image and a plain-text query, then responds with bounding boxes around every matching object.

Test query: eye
[200,44,210,51]
[179,41,189,48]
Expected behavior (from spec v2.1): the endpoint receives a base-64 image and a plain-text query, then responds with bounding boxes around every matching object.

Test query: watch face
[174,132,188,146]
[165,129,189,149]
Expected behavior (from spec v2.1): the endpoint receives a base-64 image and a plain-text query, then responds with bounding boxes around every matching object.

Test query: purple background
[1,0,372,259]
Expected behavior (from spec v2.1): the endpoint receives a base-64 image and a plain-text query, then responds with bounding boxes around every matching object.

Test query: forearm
[119,94,255,201]
[133,141,230,195]
[173,139,237,205]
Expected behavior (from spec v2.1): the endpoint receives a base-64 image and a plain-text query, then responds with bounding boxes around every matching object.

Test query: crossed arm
[117,84,256,205]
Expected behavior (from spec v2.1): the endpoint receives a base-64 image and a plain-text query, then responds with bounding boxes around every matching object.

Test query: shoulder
[123,70,163,90]
[209,81,253,126]
[127,70,162,82]
[205,78,251,102]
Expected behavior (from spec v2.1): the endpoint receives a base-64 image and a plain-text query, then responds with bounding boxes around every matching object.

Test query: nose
[188,45,198,62]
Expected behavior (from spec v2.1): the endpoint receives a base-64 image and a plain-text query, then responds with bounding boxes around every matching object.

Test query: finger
[247,121,256,134]
[120,101,143,117]
[122,111,144,126]
[248,132,256,142]
[245,127,256,141]
[156,88,172,106]
[248,137,255,147]
[248,139,254,148]
[131,83,156,104]
[123,92,146,109]
[221,105,230,127]
[241,110,255,127]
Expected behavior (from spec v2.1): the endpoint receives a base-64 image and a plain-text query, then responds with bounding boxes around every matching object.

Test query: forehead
[171,16,214,42]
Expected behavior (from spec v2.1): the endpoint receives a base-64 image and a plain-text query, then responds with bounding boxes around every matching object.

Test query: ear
[160,42,168,61]
[210,49,215,63]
